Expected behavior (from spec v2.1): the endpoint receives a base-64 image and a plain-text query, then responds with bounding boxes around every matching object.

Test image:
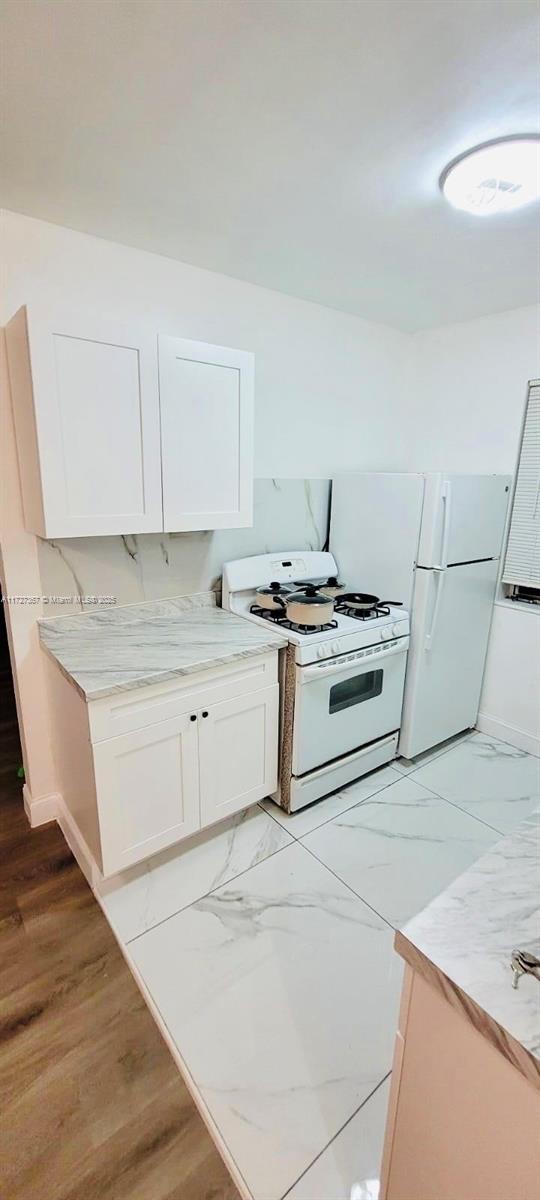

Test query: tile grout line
[426,791,506,836]
[125,835,296,945]
[297,774,508,931]
[298,838,397,932]
[259,765,405,841]
[394,742,530,838]
[278,1072,392,1200]
[383,774,507,837]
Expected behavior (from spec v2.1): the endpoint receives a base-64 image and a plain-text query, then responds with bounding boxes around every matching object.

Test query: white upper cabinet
[159,335,254,531]
[6,308,255,538]
[5,305,163,538]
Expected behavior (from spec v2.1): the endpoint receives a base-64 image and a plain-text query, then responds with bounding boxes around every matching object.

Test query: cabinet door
[7,305,163,537]
[158,335,254,531]
[93,713,200,876]
[198,685,279,827]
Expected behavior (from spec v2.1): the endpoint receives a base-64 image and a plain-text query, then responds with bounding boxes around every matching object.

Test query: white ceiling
[1,0,539,331]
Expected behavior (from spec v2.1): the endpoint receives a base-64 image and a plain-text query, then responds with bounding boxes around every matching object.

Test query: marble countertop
[39,593,285,701]
[396,808,540,1089]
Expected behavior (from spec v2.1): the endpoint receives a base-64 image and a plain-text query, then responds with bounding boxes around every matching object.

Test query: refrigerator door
[330,473,425,608]
[399,558,499,759]
[417,474,511,568]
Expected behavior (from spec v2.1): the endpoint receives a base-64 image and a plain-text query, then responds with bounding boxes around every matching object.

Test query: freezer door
[330,473,424,608]
[399,559,499,759]
[417,475,511,568]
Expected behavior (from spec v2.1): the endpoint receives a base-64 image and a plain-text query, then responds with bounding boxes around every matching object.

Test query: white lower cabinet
[198,686,279,827]
[71,655,281,877]
[93,713,201,876]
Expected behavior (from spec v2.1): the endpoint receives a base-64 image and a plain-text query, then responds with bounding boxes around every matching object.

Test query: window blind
[502,380,540,590]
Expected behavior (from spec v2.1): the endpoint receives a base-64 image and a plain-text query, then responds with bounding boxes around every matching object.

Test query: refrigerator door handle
[431,480,452,570]
[425,568,445,650]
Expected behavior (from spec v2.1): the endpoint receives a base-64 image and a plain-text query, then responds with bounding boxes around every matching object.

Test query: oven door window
[329,668,383,714]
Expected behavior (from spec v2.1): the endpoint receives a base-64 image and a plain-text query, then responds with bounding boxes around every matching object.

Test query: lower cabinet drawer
[89,652,279,742]
[93,711,200,876]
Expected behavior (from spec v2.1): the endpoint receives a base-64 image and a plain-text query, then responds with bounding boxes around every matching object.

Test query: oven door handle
[300,638,409,683]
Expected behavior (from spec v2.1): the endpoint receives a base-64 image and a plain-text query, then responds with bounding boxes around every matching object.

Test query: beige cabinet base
[381,967,539,1200]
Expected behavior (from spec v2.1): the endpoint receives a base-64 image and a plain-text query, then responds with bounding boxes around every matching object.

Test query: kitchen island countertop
[39,592,285,701]
[396,806,540,1089]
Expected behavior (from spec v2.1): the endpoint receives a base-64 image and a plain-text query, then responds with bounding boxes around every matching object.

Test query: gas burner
[249,604,338,635]
[334,601,391,620]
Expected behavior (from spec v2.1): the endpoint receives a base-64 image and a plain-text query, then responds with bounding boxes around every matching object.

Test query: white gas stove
[222,551,410,812]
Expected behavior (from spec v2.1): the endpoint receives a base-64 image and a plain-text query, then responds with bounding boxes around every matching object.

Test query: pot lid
[288,585,332,605]
[257,581,293,595]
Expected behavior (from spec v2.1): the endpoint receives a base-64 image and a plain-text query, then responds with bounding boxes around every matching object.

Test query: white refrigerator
[330,473,511,759]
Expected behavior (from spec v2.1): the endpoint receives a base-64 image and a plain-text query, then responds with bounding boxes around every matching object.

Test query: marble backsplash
[37,478,331,614]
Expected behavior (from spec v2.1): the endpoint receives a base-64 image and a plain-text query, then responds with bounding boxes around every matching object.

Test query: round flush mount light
[440,136,540,215]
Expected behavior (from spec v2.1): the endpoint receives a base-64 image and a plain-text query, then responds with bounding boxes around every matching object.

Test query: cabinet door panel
[199,686,279,827]
[9,305,163,537]
[93,714,200,875]
[159,335,253,531]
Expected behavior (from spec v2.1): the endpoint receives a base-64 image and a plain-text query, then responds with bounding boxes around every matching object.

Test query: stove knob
[332,641,340,655]
[381,626,392,640]
[392,623,402,637]
[317,645,326,659]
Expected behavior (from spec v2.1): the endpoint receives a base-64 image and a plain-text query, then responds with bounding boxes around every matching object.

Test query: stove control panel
[306,637,410,672]
[294,615,410,666]
[314,626,409,660]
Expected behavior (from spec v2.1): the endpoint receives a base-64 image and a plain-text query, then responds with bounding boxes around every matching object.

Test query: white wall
[408,305,539,474]
[412,306,540,754]
[479,602,540,755]
[0,210,414,478]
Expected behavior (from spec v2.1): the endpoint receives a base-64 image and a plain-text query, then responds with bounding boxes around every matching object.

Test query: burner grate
[249,604,338,635]
[334,602,391,620]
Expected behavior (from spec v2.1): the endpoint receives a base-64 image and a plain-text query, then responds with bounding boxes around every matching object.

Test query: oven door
[292,639,409,776]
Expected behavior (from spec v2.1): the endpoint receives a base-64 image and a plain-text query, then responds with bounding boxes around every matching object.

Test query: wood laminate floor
[0,612,240,1200]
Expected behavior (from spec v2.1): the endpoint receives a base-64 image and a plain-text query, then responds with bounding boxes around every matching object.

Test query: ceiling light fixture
[440,136,540,215]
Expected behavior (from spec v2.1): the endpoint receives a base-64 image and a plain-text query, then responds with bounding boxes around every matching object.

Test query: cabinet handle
[190,714,197,722]
[202,711,209,718]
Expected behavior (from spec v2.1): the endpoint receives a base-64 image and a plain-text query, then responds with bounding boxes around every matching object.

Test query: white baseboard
[476,712,540,758]
[23,783,103,886]
[23,784,61,826]
[56,796,103,888]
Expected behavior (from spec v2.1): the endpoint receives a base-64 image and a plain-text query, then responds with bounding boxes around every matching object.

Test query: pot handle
[273,595,286,609]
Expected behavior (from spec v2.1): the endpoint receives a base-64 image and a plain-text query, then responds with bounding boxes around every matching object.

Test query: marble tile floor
[99,730,540,1200]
